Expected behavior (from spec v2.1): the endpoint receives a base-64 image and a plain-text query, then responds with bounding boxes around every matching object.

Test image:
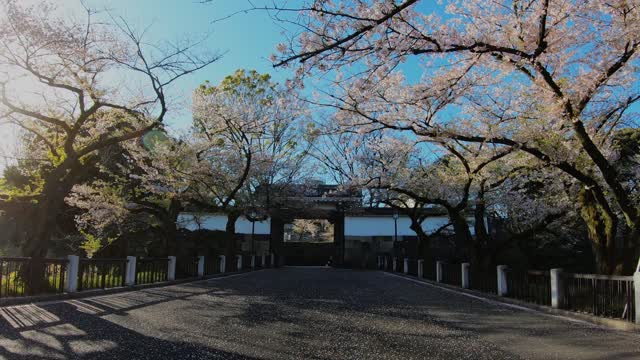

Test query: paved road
[0,268,638,359]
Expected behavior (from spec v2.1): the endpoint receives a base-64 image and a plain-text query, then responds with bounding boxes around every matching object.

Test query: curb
[0,267,273,307]
[383,270,640,333]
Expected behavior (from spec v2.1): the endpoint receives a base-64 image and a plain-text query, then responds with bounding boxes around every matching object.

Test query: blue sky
[77,0,430,129]
[82,0,295,130]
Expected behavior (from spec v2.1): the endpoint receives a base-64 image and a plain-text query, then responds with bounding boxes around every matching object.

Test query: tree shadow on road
[0,287,262,359]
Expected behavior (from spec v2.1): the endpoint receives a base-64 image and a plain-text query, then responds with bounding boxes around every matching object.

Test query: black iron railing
[227,256,239,272]
[505,269,551,305]
[204,256,220,276]
[135,258,169,285]
[242,255,253,269]
[441,262,461,286]
[382,255,392,271]
[469,266,497,294]
[406,259,419,276]
[0,257,67,298]
[422,259,437,280]
[395,257,403,272]
[78,258,127,291]
[562,273,635,322]
[44,259,68,295]
[176,257,199,279]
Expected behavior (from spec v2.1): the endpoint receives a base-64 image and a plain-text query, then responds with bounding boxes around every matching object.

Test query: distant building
[178,184,482,266]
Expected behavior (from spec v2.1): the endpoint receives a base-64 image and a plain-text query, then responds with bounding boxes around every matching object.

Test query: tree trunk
[23,160,80,257]
[622,227,640,273]
[578,187,619,274]
[225,211,240,256]
[163,198,182,256]
[409,217,430,259]
[448,209,475,263]
[18,159,80,293]
[473,197,492,271]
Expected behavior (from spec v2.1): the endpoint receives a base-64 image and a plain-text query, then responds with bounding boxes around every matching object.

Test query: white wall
[178,214,271,234]
[178,213,477,237]
[344,215,476,236]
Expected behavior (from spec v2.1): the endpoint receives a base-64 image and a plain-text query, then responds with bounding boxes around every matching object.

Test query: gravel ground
[0,268,638,359]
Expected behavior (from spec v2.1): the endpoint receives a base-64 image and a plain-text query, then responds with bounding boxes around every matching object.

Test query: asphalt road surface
[0,267,638,359]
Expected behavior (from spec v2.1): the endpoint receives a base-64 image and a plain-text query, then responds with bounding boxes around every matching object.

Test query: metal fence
[441,263,461,286]
[406,259,419,276]
[469,266,497,294]
[227,256,239,273]
[204,256,220,276]
[44,259,68,295]
[562,273,635,322]
[176,257,199,279]
[382,257,640,324]
[505,269,551,306]
[422,259,437,281]
[395,257,403,272]
[242,255,253,269]
[135,258,169,285]
[0,254,267,300]
[78,258,127,291]
[272,255,279,268]
[0,257,67,298]
[382,255,392,271]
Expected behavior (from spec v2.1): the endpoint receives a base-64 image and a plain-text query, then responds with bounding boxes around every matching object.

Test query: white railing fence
[377,255,639,324]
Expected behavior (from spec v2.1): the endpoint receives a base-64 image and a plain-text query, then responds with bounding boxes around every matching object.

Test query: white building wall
[178,213,477,236]
[178,214,271,234]
[344,216,476,236]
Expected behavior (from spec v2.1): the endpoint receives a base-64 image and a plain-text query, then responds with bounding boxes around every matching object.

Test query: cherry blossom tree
[305,121,391,206]
[70,68,311,257]
[264,0,640,273]
[356,133,515,262]
[189,69,311,253]
[0,1,219,257]
[66,135,185,257]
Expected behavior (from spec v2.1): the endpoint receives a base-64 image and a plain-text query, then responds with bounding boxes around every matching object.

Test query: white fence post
[550,268,564,309]
[436,261,443,283]
[634,271,640,324]
[236,255,243,271]
[417,259,424,278]
[497,265,508,296]
[392,258,397,272]
[125,256,137,286]
[219,255,226,273]
[403,258,409,274]
[167,256,176,281]
[65,255,79,293]
[270,253,275,267]
[261,255,266,267]
[251,255,256,269]
[197,256,205,277]
[461,263,470,289]
[384,256,388,270]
